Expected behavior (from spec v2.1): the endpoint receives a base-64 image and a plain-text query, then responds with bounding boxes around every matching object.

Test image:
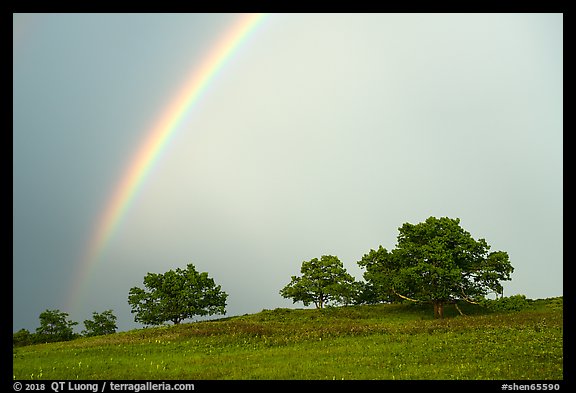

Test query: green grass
[13,298,563,380]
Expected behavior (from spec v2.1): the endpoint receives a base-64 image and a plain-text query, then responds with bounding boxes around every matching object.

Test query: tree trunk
[433,301,444,319]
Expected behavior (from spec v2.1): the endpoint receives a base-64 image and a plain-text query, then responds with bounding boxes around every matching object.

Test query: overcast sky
[13,13,562,333]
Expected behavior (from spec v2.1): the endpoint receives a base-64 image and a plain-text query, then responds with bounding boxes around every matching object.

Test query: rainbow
[69,13,266,311]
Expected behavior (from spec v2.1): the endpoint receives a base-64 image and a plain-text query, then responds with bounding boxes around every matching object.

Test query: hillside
[13,297,563,380]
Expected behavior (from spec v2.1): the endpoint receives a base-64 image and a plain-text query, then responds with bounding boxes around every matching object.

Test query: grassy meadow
[13,297,563,380]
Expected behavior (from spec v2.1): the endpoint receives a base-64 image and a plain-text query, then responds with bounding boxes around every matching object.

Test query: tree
[13,329,33,347]
[35,309,78,342]
[358,217,514,318]
[128,263,228,325]
[279,255,359,308]
[82,310,118,337]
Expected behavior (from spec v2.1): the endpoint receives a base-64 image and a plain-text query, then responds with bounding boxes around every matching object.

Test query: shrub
[481,294,532,312]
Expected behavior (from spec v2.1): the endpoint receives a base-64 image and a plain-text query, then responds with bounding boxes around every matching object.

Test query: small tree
[35,309,78,342]
[128,263,228,325]
[13,329,33,347]
[82,310,118,337]
[279,255,358,308]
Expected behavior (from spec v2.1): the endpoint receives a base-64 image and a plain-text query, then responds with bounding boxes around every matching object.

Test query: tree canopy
[35,309,78,342]
[128,263,228,325]
[279,255,359,308]
[358,216,514,318]
[82,310,118,337]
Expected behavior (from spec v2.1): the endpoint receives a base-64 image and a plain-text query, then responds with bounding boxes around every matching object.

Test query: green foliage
[279,255,359,308]
[356,246,398,304]
[532,296,563,311]
[34,309,79,343]
[351,280,385,305]
[12,298,562,380]
[13,329,34,347]
[128,263,228,326]
[480,294,532,312]
[358,217,514,318]
[82,310,118,337]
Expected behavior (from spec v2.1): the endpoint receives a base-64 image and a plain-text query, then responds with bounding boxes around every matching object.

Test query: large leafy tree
[128,263,228,325]
[279,255,358,308]
[358,217,514,318]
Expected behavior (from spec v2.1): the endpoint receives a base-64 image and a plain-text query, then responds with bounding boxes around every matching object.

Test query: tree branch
[459,287,480,305]
[453,302,466,316]
[391,287,422,303]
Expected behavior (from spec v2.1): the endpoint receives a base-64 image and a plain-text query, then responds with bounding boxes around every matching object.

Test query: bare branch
[460,287,480,305]
[454,302,466,316]
[392,287,423,303]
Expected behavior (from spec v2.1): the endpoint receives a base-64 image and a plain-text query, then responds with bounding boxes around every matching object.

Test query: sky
[13,13,563,333]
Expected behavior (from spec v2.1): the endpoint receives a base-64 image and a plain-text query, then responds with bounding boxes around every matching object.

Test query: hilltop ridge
[13,297,563,380]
